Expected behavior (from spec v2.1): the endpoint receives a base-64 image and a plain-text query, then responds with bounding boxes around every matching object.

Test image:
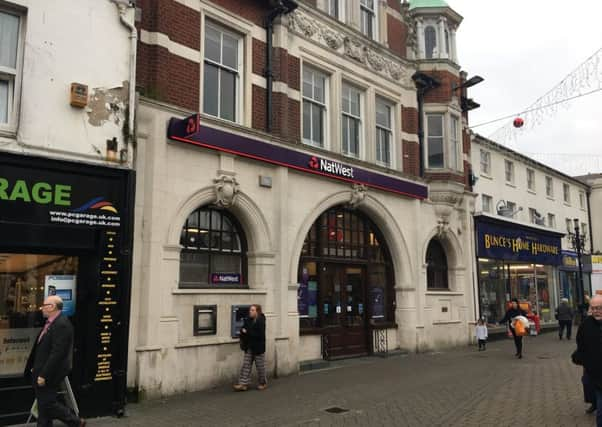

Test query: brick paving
[88,333,595,427]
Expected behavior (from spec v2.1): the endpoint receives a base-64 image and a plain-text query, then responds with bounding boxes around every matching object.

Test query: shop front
[558,251,592,313]
[0,152,134,424]
[475,216,562,326]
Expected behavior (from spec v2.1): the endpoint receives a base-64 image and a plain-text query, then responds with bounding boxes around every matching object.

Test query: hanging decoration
[486,47,602,144]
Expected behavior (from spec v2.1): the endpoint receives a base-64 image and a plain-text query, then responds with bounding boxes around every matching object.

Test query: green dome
[409,0,449,9]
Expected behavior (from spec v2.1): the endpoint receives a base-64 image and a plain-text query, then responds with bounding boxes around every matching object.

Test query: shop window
[426,114,444,168]
[0,8,22,132]
[203,21,242,123]
[426,239,448,290]
[424,26,437,59]
[0,254,78,379]
[545,176,554,198]
[360,0,376,40]
[341,83,362,158]
[480,150,491,176]
[375,97,392,166]
[179,207,247,288]
[302,66,328,147]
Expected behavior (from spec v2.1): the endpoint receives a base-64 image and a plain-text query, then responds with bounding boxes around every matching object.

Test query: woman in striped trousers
[234,304,267,391]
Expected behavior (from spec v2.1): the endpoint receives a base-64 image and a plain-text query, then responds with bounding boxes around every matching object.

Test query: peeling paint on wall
[86,81,129,127]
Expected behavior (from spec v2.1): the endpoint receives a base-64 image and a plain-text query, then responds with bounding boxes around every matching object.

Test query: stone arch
[288,190,413,289]
[165,186,272,253]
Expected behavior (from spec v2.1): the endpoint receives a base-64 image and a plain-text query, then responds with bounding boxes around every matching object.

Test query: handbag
[571,349,584,366]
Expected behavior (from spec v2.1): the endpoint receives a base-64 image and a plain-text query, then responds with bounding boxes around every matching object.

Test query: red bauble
[513,117,524,128]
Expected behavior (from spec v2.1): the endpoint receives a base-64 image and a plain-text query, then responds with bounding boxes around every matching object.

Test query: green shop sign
[0,178,71,206]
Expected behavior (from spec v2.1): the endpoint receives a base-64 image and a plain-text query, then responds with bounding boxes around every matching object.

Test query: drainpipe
[111,0,137,162]
[265,1,297,133]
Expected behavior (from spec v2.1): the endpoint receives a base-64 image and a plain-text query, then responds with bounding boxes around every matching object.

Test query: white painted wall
[0,0,133,166]
[471,136,590,251]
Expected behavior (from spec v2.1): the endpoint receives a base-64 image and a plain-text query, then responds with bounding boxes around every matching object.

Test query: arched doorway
[298,206,395,358]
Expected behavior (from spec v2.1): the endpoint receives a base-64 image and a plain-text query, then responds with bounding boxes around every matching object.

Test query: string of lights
[486,47,602,143]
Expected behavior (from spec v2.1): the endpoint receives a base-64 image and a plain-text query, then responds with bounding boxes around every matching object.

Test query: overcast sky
[448,0,602,176]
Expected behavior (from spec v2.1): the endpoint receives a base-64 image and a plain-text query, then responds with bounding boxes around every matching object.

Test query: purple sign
[168,114,428,200]
[211,273,241,284]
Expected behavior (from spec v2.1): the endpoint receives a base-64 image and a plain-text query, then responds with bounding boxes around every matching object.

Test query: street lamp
[567,218,588,317]
[452,75,485,91]
[452,75,484,112]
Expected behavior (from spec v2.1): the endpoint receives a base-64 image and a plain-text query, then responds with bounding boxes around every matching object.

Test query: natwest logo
[307,156,354,178]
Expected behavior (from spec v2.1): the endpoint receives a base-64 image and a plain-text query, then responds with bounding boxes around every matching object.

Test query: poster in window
[44,275,77,317]
[370,287,385,319]
[307,281,318,318]
[0,328,39,377]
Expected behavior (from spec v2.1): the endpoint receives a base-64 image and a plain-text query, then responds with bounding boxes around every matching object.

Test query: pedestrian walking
[575,295,602,426]
[234,304,267,391]
[475,318,488,351]
[499,299,527,359]
[25,295,85,427]
[556,297,574,340]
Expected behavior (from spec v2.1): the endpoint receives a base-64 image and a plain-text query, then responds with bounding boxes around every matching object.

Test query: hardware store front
[0,152,134,424]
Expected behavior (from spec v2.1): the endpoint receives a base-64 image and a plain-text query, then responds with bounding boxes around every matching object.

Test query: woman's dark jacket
[576,316,602,388]
[499,308,527,328]
[239,313,266,355]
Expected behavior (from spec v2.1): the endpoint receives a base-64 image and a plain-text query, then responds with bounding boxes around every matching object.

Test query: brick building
[129,0,480,398]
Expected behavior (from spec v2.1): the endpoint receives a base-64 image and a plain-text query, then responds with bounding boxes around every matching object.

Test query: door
[321,264,368,358]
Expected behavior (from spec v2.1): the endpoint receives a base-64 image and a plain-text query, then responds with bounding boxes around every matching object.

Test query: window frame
[375,96,393,167]
[179,207,248,289]
[449,115,461,170]
[504,160,515,185]
[302,65,329,148]
[579,191,586,209]
[359,0,378,41]
[480,149,491,176]
[426,239,449,290]
[424,25,437,59]
[545,176,554,198]
[526,168,535,192]
[425,113,445,169]
[202,20,244,124]
[481,194,492,213]
[326,0,345,21]
[563,183,571,204]
[0,6,24,135]
[547,213,556,229]
[341,82,363,158]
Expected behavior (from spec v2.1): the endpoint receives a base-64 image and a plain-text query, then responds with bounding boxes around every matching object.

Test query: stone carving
[349,183,367,208]
[321,28,344,49]
[213,175,239,208]
[436,217,450,239]
[287,9,414,84]
[344,37,366,64]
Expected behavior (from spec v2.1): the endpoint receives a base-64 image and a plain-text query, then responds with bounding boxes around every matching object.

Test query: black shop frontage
[0,152,134,424]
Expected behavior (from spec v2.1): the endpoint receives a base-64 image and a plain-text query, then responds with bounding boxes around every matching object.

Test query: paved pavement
[88,333,595,427]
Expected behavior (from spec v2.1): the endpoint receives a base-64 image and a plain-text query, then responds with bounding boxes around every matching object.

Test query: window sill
[527,189,536,195]
[173,288,268,295]
[432,320,462,325]
[563,202,571,207]
[546,196,555,201]
[426,290,463,296]
[480,173,493,180]
[0,127,17,139]
[505,182,516,188]
[175,337,239,349]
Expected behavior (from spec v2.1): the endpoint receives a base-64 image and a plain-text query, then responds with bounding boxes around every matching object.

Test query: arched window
[426,239,448,290]
[424,26,437,59]
[179,206,247,288]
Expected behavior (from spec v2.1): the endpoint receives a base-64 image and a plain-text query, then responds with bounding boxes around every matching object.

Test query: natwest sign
[308,156,354,178]
[168,114,428,200]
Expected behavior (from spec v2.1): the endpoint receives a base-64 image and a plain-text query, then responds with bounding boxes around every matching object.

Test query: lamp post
[568,218,587,318]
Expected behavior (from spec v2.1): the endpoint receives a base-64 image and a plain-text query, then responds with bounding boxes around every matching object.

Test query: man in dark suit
[25,295,84,427]
[577,295,602,426]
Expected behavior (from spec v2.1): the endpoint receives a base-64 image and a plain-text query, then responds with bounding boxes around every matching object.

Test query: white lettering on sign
[319,158,354,178]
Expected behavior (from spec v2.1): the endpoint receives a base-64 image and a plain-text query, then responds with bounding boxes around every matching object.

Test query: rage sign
[0,177,71,206]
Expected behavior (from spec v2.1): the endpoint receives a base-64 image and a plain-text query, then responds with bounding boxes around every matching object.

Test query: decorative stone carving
[436,217,450,239]
[349,183,367,209]
[287,11,319,37]
[213,175,239,208]
[321,28,344,49]
[429,191,462,206]
[366,50,386,71]
[344,37,366,64]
